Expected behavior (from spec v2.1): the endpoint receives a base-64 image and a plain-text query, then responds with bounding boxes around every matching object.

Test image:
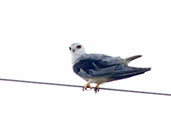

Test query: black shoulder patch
[73,59,98,74]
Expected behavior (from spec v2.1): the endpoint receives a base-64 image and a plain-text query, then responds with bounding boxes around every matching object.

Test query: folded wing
[73,54,151,80]
[73,54,125,77]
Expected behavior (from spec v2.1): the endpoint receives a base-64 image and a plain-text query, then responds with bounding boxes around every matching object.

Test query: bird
[69,43,151,93]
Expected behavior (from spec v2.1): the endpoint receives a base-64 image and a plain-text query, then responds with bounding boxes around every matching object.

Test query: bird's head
[69,43,86,56]
[69,43,86,64]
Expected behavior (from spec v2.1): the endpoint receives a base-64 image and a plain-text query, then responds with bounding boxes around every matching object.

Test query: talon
[94,87,100,93]
[82,82,92,91]
[94,82,101,93]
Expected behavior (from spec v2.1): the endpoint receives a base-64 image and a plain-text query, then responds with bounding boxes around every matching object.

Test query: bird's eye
[69,47,72,51]
[76,45,81,49]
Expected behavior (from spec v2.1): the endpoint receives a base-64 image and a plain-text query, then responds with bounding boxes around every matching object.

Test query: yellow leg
[94,82,101,93]
[82,82,92,91]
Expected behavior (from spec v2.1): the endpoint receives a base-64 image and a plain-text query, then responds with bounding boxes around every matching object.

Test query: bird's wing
[73,54,125,78]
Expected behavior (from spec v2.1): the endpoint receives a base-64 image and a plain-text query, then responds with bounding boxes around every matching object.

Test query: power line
[0,78,171,96]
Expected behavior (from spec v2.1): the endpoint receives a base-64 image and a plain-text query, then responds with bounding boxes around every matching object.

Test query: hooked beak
[72,49,75,52]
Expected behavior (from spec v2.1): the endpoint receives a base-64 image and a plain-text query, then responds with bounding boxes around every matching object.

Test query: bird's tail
[125,55,142,64]
[109,67,151,81]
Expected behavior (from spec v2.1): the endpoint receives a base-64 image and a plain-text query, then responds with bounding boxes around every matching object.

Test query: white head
[69,43,86,65]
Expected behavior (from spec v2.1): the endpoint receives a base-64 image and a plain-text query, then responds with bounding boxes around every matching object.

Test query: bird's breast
[82,77,109,83]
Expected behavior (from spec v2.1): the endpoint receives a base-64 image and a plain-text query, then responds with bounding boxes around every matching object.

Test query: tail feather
[109,67,151,81]
[125,55,142,64]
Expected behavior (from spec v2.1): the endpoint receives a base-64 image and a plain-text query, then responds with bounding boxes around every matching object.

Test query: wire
[0,78,171,96]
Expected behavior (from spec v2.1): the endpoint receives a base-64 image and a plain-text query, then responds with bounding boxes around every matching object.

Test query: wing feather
[73,54,125,77]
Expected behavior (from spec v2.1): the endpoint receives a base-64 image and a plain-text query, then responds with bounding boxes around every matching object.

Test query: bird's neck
[72,53,86,65]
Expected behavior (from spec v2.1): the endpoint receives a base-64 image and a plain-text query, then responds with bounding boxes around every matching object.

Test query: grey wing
[89,54,125,67]
[89,54,125,76]
[73,54,126,77]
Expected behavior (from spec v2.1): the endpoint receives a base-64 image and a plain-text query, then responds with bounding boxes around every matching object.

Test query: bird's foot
[94,86,100,93]
[82,82,92,91]
[94,83,101,93]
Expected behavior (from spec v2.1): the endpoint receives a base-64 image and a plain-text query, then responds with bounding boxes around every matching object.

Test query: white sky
[0,0,171,114]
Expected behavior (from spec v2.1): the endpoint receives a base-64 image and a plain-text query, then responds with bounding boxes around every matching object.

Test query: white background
[0,0,171,114]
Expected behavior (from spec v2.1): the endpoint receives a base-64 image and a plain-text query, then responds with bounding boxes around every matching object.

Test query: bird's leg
[82,81,92,91]
[94,82,101,93]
